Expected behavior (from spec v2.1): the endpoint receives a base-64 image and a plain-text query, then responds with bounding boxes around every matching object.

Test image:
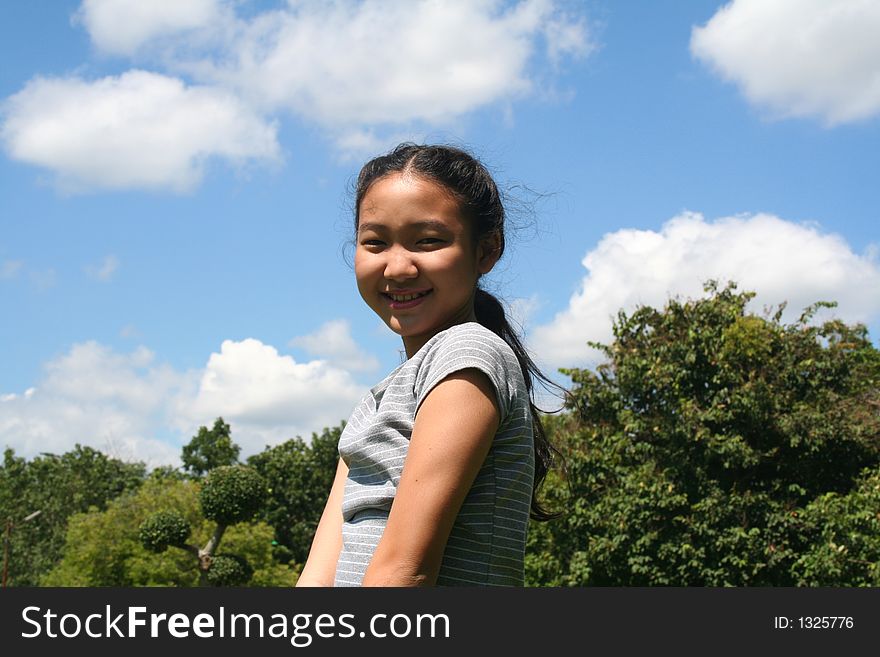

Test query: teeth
[389,292,425,302]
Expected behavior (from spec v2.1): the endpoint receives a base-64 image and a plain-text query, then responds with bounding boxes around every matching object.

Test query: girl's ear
[477,232,502,274]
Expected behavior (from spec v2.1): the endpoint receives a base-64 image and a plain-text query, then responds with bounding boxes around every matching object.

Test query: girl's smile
[383,288,433,309]
[355,172,498,357]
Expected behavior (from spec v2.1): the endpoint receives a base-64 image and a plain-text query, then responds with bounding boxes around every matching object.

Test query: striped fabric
[333,321,534,586]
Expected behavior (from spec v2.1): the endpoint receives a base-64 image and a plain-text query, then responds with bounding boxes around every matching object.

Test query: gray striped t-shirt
[333,321,534,586]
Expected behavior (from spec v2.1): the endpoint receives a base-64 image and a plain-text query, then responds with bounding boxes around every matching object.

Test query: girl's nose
[384,248,418,280]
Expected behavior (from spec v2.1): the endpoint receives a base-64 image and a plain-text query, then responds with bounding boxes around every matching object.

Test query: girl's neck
[401,306,478,359]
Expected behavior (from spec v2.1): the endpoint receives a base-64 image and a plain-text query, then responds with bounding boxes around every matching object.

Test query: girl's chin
[388,321,421,335]
[387,319,432,337]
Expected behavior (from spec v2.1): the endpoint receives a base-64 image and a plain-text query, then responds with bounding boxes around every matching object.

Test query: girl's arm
[295,458,349,587]
[361,368,500,586]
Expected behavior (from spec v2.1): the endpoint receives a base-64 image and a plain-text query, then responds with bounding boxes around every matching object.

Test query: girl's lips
[383,289,432,309]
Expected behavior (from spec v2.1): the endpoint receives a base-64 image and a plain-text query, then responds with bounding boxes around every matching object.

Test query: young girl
[296,143,557,587]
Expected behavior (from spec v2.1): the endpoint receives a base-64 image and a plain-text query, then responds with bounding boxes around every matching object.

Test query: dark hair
[355,143,563,521]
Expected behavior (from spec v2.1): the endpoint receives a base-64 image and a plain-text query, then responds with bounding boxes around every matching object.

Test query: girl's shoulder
[412,322,526,416]
[423,321,516,365]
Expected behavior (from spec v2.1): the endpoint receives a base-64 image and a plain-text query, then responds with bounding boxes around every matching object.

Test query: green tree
[44,472,296,586]
[0,445,145,586]
[526,282,880,586]
[247,424,342,566]
[181,417,240,477]
[791,465,880,585]
[140,419,268,585]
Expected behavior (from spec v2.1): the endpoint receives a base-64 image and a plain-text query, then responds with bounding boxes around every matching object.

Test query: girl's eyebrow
[358,220,451,234]
[357,222,385,234]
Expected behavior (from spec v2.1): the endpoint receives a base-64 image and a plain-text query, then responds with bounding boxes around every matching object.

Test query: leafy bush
[45,476,296,587]
[138,510,191,553]
[206,554,253,586]
[200,465,266,525]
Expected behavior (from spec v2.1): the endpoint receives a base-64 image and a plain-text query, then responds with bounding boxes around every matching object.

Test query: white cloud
[196,0,590,129]
[1,259,58,288]
[85,255,119,281]
[28,268,57,290]
[1,388,34,403]
[530,212,880,369]
[75,0,226,56]
[290,319,380,373]
[1,338,366,467]
[331,128,420,162]
[74,0,591,143]
[175,338,365,455]
[2,1,590,189]
[691,0,880,125]
[1,259,23,279]
[0,70,280,193]
[0,342,187,466]
[544,11,595,64]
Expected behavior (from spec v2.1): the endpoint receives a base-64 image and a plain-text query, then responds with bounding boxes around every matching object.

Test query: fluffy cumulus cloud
[1,339,367,466]
[81,0,591,149]
[530,212,880,369]
[176,338,365,455]
[290,319,380,373]
[691,0,880,125]
[0,70,280,193]
[0,342,187,466]
[192,0,593,129]
[74,0,226,56]
[1,0,591,189]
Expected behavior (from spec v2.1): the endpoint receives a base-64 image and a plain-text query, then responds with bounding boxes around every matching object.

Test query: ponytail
[474,287,562,521]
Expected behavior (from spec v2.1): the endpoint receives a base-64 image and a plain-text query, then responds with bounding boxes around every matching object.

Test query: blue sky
[2,0,879,467]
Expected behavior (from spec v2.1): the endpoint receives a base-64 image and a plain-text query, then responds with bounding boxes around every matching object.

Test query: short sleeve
[413,324,516,420]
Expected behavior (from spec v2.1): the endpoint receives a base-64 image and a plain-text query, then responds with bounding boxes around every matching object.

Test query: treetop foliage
[181,417,240,477]
[528,281,880,586]
[0,444,145,586]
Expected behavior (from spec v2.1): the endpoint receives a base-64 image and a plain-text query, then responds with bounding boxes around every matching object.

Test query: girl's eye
[418,238,445,247]
[361,239,385,248]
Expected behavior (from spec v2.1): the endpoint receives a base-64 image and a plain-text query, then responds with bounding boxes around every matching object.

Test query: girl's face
[355,173,499,358]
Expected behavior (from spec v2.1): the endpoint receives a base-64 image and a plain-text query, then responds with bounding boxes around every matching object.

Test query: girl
[297,143,558,587]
